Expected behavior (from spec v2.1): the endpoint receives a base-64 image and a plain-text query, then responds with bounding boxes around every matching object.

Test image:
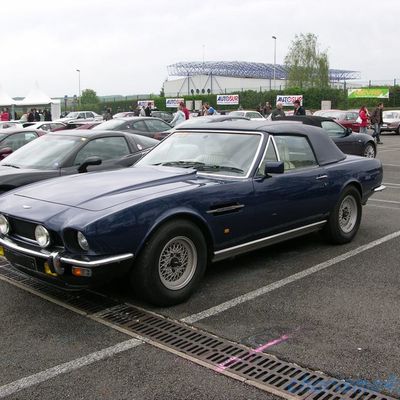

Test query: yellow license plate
[0,246,4,257]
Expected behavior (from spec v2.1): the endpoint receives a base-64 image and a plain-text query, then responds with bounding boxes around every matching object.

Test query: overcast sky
[1,0,398,98]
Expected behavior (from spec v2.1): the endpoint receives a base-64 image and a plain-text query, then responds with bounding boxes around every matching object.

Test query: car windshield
[64,112,80,119]
[383,112,400,119]
[136,130,262,177]
[0,135,83,169]
[318,111,344,119]
[229,111,245,117]
[93,119,124,130]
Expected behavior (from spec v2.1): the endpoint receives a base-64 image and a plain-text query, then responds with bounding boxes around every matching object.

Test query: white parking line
[370,198,400,205]
[367,204,400,211]
[383,164,400,167]
[0,339,142,398]
[182,230,400,324]
[1,230,400,396]
[384,182,400,186]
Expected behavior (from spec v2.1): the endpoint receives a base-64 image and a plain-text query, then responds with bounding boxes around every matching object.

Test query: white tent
[0,86,15,107]
[16,85,61,120]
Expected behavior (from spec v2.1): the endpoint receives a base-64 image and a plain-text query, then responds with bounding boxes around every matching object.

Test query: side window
[321,121,346,137]
[144,119,171,132]
[2,132,37,150]
[274,135,317,171]
[74,137,130,165]
[132,120,148,132]
[257,138,278,176]
[86,112,94,119]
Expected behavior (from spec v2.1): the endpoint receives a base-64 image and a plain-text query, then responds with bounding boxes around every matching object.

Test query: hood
[12,166,200,211]
[0,167,58,185]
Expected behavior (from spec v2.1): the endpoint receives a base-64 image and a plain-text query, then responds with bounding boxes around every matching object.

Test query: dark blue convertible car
[0,120,385,306]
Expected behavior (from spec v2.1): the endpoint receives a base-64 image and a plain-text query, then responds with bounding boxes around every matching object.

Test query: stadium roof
[167,61,360,81]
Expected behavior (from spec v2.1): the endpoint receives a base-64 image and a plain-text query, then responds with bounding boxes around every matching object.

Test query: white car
[22,121,67,131]
[0,121,23,130]
[228,110,265,120]
[381,110,400,134]
[57,111,103,124]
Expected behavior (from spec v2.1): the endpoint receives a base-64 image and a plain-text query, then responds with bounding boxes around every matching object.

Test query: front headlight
[0,214,10,235]
[35,225,50,248]
[77,231,89,251]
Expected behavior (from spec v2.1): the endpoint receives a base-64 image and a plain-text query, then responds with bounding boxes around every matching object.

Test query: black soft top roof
[176,119,346,166]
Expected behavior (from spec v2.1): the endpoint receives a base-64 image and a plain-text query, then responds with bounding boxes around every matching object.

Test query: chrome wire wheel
[338,195,358,233]
[158,236,197,291]
[364,144,375,158]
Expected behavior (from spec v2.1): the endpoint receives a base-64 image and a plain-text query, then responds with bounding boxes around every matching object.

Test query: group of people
[358,103,384,144]
[170,101,190,126]
[269,99,305,120]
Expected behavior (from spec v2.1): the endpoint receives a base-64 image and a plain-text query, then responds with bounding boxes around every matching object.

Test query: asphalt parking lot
[0,134,399,400]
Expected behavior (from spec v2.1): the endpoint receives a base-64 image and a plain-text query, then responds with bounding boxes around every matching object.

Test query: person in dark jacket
[145,102,152,117]
[370,102,384,144]
[270,102,285,120]
[293,99,306,115]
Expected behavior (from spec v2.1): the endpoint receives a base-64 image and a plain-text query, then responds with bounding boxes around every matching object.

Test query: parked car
[52,121,103,131]
[150,110,174,123]
[283,109,313,116]
[93,117,172,140]
[58,111,103,124]
[277,116,376,158]
[313,110,360,132]
[0,129,46,160]
[22,121,67,132]
[0,120,384,306]
[381,110,400,134]
[0,121,23,130]
[0,130,157,193]
[229,110,265,120]
[113,111,137,118]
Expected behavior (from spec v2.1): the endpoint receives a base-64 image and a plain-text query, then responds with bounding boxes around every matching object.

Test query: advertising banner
[216,94,239,105]
[347,88,389,99]
[166,98,185,108]
[137,100,155,108]
[276,95,303,106]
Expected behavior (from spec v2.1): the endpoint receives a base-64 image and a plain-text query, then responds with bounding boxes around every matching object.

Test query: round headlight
[77,231,89,251]
[35,225,50,248]
[0,214,10,235]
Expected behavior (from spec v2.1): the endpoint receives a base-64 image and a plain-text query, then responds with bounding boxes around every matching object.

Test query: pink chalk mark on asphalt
[215,331,296,373]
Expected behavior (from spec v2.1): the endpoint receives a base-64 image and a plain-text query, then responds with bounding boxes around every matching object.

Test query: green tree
[80,89,100,105]
[284,33,329,89]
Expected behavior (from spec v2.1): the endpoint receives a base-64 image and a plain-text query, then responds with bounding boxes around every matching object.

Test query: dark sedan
[278,116,376,158]
[0,129,46,160]
[0,130,157,193]
[0,120,384,306]
[93,117,172,140]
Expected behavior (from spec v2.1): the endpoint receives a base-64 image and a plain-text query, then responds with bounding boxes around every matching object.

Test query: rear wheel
[363,143,376,158]
[130,219,207,306]
[324,186,362,244]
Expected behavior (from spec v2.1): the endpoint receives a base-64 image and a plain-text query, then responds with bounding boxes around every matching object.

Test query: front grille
[8,216,63,247]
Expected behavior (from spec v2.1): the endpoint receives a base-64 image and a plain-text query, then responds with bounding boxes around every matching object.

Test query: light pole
[76,69,81,103]
[272,36,277,90]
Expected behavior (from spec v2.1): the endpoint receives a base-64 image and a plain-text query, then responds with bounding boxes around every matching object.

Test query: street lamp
[76,69,81,102]
[272,36,277,89]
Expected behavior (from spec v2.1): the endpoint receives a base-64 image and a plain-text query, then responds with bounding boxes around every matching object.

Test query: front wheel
[323,186,362,244]
[363,143,376,158]
[131,219,207,306]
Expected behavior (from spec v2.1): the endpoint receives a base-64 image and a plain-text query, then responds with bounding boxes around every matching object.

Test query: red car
[313,109,361,132]
[0,129,46,159]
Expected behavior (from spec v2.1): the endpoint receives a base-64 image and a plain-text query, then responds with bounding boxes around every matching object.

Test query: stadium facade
[163,61,360,96]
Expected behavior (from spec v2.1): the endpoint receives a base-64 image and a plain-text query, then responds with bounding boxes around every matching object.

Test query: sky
[1,0,398,98]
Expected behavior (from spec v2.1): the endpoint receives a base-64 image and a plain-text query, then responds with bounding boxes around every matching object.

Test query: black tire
[131,219,207,306]
[363,142,376,158]
[323,186,362,244]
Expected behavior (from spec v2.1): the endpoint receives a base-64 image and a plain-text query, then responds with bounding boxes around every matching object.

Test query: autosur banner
[347,88,389,99]
[276,95,303,106]
[137,100,155,108]
[166,98,185,108]
[216,94,239,105]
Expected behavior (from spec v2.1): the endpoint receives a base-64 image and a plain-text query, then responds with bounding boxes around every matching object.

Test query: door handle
[316,174,328,180]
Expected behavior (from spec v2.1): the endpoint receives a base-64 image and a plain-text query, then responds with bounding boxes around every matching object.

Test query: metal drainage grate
[0,263,396,400]
[97,305,396,400]
[0,264,119,314]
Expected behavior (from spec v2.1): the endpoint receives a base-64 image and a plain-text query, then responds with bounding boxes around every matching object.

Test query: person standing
[370,102,384,144]
[358,105,369,134]
[180,101,190,120]
[145,102,152,117]
[27,109,35,122]
[293,99,306,115]
[263,102,272,117]
[270,102,285,120]
[0,108,9,121]
[170,103,186,126]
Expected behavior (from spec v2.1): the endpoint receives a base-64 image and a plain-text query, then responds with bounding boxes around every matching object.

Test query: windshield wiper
[155,161,206,168]
[2,164,20,169]
[196,165,244,174]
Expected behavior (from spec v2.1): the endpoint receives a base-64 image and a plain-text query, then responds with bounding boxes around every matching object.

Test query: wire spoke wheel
[364,144,375,158]
[159,236,197,290]
[338,195,358,234]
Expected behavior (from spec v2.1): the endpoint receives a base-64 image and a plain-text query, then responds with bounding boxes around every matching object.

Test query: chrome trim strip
[206,204,244,214]
[374,185,386,192]
[213,220,327,261]
[0,236,134,267]
[316,175,328,180]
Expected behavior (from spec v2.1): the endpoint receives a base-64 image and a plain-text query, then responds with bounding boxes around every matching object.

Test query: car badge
[23,205,31,209]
